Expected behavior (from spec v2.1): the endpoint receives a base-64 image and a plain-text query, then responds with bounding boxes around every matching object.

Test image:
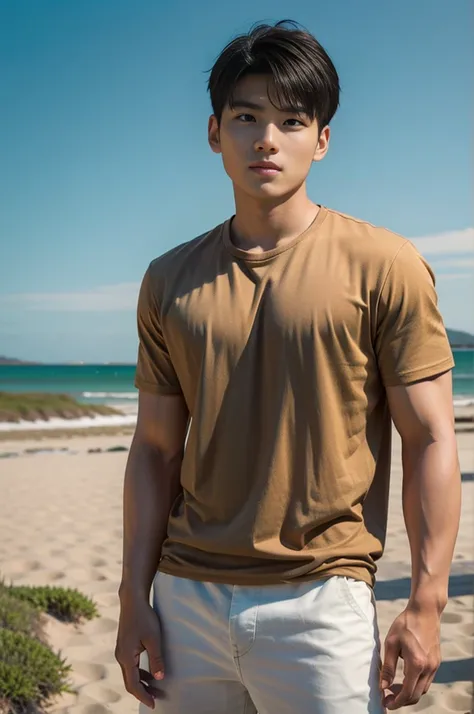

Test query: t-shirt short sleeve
[134,266,183,395]
[375,241,455,386]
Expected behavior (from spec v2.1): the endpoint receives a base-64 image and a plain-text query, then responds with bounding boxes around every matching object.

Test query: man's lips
[249,161,282,171]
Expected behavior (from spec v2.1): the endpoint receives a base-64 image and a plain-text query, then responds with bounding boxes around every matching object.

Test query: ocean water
[1,349,473,410]
[0,364,138,406]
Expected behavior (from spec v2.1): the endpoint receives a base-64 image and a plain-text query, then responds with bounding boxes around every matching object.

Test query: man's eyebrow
[231,99,307,114]
[231,100,266,111]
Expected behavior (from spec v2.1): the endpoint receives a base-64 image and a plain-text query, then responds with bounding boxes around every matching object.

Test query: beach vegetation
[0,579,99,713]
[0,629,72,713]
[5,584,98,623]
[0,392,121,424]
[0,588,41,638]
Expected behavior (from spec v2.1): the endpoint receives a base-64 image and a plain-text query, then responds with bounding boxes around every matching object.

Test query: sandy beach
[0,428,472,714]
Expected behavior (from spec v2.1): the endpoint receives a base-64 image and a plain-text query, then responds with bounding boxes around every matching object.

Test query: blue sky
[1,0,472,363]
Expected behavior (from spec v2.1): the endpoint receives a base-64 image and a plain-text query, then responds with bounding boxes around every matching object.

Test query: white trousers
[139,572,385,714]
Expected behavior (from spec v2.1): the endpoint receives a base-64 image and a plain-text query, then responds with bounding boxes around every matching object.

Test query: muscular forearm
[118,439,183,602]
[401,435,461,612]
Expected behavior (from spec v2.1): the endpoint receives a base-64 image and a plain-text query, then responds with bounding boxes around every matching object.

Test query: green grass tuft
[0,629,72,712]
[0,588,42,638]
[5,585,98,624]
[0,392,121,423]
[0,579,100,712]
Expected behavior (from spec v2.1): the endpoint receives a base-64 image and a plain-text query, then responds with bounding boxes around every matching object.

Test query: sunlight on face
[209,74,329,201]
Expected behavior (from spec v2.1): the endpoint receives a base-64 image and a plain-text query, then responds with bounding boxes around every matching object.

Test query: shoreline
[0,424,137,443]
[0,413,137,433]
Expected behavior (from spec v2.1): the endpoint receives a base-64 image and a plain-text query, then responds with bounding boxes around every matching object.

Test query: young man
[115,20,461,714]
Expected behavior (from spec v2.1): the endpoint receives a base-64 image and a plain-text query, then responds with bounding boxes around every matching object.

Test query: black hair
[206,20,340,130]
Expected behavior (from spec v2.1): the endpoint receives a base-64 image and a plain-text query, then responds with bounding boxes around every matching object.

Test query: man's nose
[254,124,278,154]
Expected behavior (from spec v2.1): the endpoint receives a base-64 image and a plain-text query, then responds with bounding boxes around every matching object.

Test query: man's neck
[230,189,320,254]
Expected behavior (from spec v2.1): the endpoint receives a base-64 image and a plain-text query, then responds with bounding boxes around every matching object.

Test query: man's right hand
[115,594,165,710]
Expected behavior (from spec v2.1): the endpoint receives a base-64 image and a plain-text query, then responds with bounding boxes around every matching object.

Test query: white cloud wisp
[1,282,140,312]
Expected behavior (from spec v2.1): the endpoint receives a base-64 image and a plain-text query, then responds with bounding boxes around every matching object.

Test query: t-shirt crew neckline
[223,205,328,263]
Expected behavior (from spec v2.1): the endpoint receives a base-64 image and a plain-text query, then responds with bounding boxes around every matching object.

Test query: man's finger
[122,662,156,709]
[382,683,401,711]
[146,646,165,680]
[139,669,167,701]
[386,655,424,710]
[423,668,437,694]
[410,672,431,706]
[380,635,400,690]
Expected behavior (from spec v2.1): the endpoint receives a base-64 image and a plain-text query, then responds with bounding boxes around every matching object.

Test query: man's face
[208,74,330,200]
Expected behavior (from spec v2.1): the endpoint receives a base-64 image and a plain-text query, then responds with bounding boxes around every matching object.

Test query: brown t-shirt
[135,206,454,587]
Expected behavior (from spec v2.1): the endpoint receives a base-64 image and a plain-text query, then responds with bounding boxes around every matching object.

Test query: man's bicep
[386,370,455,446]
[134,391,190,457]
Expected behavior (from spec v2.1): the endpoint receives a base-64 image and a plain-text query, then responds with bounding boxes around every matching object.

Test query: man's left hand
[380,605,442,710]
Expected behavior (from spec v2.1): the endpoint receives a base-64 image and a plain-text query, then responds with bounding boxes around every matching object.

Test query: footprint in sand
[441,611,463,624]
[79,684,122,704]
[76,703,111,714]
[65,568,108,583]
[50,548,67,557]
[0,558,42,575]
[89,557,108,568]
[49,571,66,581]
[66,633,94,648]
[451,597,470,610]
[69,662,108,683]
[92,545,108,554]
[445,690,473,711]
[410,693,435,710]
[84,618,118,635]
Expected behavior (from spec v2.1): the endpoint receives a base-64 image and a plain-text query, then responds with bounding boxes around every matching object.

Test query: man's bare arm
[380,370,461,709]
[386,370,461,611]
[118,391,190,602]
[115,391,189,707]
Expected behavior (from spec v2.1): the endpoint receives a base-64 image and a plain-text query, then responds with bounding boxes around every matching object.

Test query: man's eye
[234,115,304,126]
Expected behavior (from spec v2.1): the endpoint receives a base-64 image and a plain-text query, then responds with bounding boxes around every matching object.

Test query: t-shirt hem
[382,355,455,387]
[157,562,375,588]
[134,378,183,395]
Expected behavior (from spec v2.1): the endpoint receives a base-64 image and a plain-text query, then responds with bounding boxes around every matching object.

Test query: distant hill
[446,329,474,347]
[0,357,40,365]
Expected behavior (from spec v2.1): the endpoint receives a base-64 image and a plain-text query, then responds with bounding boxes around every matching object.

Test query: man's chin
[239,181,292,200]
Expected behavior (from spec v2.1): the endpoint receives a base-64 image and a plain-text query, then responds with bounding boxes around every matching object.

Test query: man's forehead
[228,91,306,115]
[223,74,309,115]
[229,76,278,106]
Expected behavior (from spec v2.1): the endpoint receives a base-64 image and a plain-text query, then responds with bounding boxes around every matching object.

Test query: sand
[0,429,472,714]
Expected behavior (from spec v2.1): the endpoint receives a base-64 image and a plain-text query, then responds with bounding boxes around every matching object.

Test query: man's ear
[313,125,330,163]
[208,115,222,154]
